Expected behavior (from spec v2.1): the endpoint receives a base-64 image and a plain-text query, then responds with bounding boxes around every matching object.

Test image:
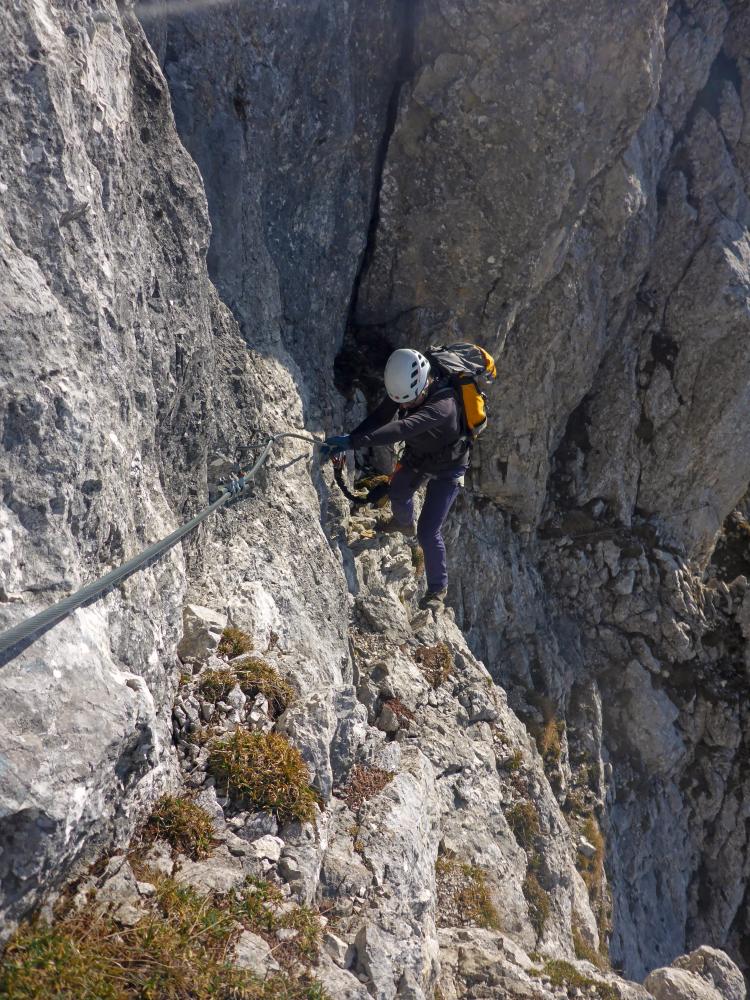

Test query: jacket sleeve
[350,396,454,448]
[348,396,399,439]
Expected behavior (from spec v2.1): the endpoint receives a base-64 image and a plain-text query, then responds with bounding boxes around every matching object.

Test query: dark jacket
[349,377,469,475]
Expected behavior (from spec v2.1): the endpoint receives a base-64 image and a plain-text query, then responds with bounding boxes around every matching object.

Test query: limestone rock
[2,1,750,997]
[177,605,227,661]
[232,929,281,976]
[644,948,747,1000]
[174,853,247,895]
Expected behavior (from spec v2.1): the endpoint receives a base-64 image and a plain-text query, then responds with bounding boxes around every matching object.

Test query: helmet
[384,348,431,403]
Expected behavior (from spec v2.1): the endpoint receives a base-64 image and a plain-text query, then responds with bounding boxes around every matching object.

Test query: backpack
[425,342,497,439]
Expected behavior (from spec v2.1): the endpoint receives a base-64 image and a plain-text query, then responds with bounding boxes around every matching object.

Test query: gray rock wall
[1,0,749,992]
[141,0,406,422]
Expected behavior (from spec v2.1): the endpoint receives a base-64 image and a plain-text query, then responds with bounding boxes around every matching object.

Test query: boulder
[177,605,227,661]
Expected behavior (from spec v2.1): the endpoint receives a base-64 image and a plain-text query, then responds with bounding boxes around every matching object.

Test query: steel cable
[0,431,320,661]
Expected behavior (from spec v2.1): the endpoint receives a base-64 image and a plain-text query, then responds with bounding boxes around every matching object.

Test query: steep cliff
[1,0,749,998]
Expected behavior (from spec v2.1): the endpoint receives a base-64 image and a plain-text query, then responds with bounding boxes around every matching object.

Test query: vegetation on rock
[343,764,395,811]
[0,876,329,1000]
[208,730,319,824]
[506,800,541,850]
[217,626,254,659]
[234,657,296,717]
[142,795,215,860]
[200,668,239,703]
[414,642,454,688]
[238,877,324,966]
[577,816,611,956]
[533,959,617,1000]
[523,872,551,938]
[436,853,501,931]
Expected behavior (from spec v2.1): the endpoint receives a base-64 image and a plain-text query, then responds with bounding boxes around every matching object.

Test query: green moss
[234,657,296,717]
[217,626,254,659]
[208,730,319,824]
[522,872,550,938]
[142,794,215,860]
[506,800,540,850]
[508,750,524,772]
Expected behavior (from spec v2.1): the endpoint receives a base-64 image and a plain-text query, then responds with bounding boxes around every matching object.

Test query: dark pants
[389,466,462,592]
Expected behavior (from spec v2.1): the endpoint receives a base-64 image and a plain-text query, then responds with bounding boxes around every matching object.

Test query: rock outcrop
[1,0,749,996]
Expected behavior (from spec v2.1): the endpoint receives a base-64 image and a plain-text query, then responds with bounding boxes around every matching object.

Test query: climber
[322,348,470,611]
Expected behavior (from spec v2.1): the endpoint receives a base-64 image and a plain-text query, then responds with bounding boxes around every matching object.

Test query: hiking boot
[376,517,416,537]
[418,588,448,611]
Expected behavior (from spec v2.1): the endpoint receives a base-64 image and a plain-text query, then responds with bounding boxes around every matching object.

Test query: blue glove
[320,435,351,462]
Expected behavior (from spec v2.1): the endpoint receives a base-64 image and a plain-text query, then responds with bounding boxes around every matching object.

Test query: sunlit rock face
[1,0,750,994]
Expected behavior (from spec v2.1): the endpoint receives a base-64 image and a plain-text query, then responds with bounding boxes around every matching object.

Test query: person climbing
[322,348,471,611]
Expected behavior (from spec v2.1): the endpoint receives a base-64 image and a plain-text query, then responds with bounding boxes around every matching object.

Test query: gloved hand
[319,434,351,462]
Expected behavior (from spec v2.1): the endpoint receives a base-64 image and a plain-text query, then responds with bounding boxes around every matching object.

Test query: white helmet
[384,348,431,403]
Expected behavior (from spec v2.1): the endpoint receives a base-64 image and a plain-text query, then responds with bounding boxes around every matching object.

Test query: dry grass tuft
[343,764,395,812]
[506,800,540,850]
[435,853,501,931]
[0,876,330,1000]
[217,626,254,659]
[200,668,238,702]
[522,872,550,938]
[142,795,215,860]
[577,816,611,957]
[573,920,610,971]
[234,657,296,717]
[537,716,565,767]
[209,731,319,824]
[382,697,415,722]
[414,642,453,688]
[533,960,617,1000]
[237,877,324,968]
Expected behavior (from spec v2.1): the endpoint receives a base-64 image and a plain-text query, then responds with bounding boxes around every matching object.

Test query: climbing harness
[0,431,320,662]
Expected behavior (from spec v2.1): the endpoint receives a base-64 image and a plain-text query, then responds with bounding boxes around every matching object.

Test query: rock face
[141,0,406,418]
[1,0,750,996]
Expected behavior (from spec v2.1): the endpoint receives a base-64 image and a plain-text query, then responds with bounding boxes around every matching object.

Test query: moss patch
[142,795,215,860]
[217,626,254,659]
[208,731,319,824]
[415,642,453,688]
[435,854,501,931]
[343,764,395,811]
